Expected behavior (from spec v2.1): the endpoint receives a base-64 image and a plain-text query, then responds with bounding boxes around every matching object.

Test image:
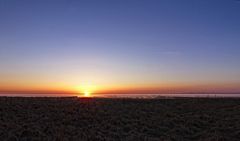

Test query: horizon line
[0,91,240,95]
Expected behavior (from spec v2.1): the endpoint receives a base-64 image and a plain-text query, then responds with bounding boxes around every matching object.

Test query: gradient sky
[0,0,240,94]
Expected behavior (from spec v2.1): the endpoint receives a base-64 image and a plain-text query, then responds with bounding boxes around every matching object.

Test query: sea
[0,93,240,98]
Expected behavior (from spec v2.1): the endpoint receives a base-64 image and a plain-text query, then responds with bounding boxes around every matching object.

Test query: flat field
[0,97,240,141]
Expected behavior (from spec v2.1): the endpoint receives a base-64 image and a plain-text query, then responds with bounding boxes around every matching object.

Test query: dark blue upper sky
[0,0,240,91]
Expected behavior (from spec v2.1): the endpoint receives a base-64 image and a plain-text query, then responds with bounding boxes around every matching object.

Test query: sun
[75,84,96,97]
[84,90,91,97]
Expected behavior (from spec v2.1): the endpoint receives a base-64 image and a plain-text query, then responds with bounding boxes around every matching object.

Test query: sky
[0,0,240,95]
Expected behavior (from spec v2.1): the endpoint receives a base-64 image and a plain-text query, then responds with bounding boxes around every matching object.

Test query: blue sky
[0,0,240,93]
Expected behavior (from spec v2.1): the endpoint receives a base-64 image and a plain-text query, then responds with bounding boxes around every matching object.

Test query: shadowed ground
[0,97,240,141]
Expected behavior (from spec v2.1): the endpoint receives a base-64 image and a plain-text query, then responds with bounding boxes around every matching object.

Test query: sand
[0,97,240,141]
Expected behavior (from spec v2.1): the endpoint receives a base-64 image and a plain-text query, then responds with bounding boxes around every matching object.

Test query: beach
[0,97,240,141]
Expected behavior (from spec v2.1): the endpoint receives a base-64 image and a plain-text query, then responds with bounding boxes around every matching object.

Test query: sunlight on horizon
[83,90,91,97]
[75,84,97,97]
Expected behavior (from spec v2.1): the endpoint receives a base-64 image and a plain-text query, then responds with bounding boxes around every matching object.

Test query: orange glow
[0,82,240,95]
[75,84,97,97]
[84,91,91,97]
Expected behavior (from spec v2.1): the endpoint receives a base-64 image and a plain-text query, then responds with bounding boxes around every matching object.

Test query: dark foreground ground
[0,97,240,141]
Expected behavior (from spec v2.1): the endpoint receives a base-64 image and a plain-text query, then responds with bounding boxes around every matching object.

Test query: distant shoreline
[0,93,240,98]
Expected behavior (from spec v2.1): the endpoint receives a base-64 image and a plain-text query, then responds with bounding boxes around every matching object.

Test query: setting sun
[75,84,97,97]
[84,91,91,97]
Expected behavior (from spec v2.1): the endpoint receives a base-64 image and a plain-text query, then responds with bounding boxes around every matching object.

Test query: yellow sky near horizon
[1,79,240,94]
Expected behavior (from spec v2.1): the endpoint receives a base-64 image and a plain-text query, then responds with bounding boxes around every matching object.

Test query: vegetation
[0,97,240,141]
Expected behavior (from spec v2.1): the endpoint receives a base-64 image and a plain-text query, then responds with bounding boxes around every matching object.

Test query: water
[98,94,240,98]
[0,94,75,97]
[1,93,240,98]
